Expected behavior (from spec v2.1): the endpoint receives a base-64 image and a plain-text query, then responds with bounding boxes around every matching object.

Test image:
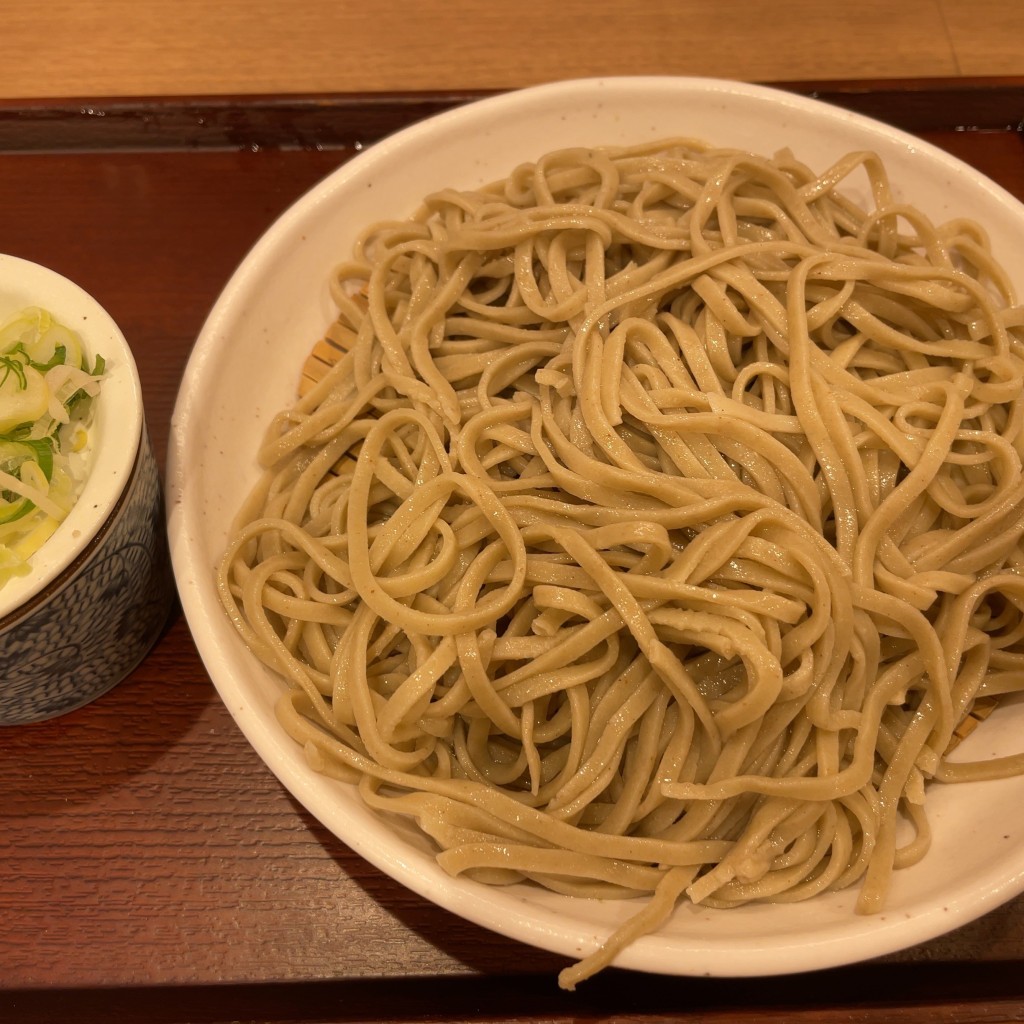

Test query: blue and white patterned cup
[0,256,174,724]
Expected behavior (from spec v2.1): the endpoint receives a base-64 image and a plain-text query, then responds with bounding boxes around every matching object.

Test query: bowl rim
[0,254,142,624]
[166,75,1024,979]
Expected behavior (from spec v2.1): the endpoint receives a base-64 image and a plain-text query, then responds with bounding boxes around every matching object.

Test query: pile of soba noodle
[218,138,1024,988]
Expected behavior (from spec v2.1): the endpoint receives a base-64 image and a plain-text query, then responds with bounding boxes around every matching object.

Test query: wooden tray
[1,78,1023,1024]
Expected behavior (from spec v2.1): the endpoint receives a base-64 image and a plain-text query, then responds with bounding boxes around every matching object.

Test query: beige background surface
[3,0,1023,99]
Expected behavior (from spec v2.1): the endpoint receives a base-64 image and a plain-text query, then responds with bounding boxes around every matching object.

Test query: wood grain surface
[1,83,1024,1024]
[2,0,1024,100]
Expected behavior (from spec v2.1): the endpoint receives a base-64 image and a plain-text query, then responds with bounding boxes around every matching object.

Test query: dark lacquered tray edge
[0,76,1019,153]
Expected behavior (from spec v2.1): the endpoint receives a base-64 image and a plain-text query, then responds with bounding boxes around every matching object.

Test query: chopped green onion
[0,307,103,590]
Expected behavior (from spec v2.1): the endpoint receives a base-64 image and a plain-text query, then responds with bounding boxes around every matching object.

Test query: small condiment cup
[0,254,173,724]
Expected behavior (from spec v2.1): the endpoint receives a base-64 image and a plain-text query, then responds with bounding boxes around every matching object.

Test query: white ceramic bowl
[0,255,174,724]
[167,77,1024,977]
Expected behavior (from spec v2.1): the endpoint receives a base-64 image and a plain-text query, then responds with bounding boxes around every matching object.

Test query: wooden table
[2,78,1024,1024]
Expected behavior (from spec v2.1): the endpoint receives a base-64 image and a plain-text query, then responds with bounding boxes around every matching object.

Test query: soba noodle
[217,138,1024,988]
